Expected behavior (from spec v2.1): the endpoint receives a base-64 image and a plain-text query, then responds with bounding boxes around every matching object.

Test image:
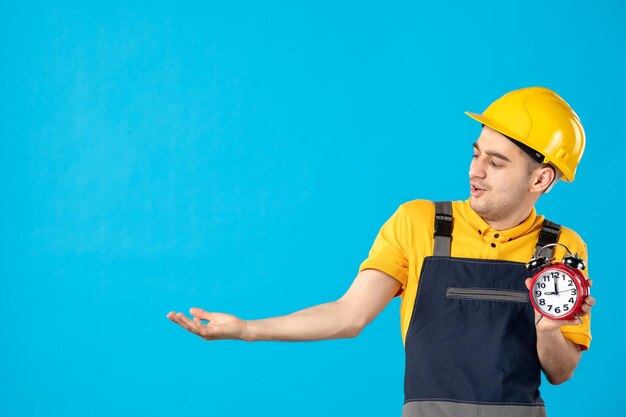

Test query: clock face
[531,269,579,318]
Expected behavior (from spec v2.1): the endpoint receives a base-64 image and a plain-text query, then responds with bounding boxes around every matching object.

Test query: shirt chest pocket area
[442,287,533,339]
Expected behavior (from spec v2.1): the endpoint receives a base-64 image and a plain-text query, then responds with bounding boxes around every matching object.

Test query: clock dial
[531,270,578,317]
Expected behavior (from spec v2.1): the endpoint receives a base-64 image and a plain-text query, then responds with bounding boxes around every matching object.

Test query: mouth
[470,182,487,197]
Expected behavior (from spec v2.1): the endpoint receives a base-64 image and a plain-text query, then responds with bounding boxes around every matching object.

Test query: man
[167,87,595,417]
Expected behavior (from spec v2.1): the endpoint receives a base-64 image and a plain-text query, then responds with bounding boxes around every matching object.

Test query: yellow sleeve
[359,205,409,295]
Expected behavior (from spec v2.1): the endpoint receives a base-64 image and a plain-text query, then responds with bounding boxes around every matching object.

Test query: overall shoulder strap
[433,201,453,257]
[535,219,561,258]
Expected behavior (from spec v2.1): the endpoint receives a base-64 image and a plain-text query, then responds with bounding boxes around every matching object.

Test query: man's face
[469,126,535,224]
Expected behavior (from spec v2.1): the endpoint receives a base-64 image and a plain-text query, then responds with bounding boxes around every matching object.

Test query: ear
[530,165,556,193]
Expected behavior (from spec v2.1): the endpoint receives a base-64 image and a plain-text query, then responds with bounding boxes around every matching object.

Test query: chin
[469,197,489,217]
[469,196,481,212]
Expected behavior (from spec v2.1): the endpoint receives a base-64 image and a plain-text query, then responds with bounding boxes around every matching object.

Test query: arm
[167,268,401,342]
[525,278,595,385]
[535,324,581,385]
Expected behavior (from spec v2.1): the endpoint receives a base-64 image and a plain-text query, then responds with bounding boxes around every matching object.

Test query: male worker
[168,86,595,417]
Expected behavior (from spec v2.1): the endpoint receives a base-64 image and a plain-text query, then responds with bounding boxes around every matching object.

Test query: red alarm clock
[526,243,590,322]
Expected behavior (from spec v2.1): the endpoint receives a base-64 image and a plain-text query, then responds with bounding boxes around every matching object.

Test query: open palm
[167,308,248,341]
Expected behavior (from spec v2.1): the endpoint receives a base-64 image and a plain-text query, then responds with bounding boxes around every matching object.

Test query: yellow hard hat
[465,87,585,182]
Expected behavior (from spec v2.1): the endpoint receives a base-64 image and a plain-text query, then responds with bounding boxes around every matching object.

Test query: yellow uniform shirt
[359,199,591,350]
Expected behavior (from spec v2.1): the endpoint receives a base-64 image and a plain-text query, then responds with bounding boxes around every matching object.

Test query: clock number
[555,307,561,314]
[539,299,545,306]
[571,289,577,295]
[547,305,553,311]
[563,305,569,311]
[568,281,574,287]
[543,276,551,282]
[551,272,560,279]
[538,283,546,289]
[535,290,542,297]
[569,297,574,304]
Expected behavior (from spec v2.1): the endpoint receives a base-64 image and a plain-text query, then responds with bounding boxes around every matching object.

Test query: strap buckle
[434,213,453,237]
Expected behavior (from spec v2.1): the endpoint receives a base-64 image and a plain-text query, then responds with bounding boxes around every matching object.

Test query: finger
[588,279,593,288]
[170,312,189,329]
[577,295,595,315]
[193,317,209,338]
[580,305,590,315]
[537,315,583,329]
[190,307,215,322]
[178,313,199,330]
[525,278,532,290]
[170,311,202,328]
[581,300,594,314]
[585,295,596,306]
[547,317,581,327]
[176,313,200,334]
[560,319,582,327]
[168,312,187,326]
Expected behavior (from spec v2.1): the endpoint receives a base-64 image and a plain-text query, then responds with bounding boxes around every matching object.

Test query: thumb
[524,278,532,290]
[190,307,215,321]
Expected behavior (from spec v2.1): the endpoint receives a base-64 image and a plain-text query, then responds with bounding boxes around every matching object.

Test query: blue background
[1,1,624,416]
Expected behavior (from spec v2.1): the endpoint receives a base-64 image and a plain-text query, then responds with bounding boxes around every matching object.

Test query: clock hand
[542,291,572,296]
[555,279,559,295]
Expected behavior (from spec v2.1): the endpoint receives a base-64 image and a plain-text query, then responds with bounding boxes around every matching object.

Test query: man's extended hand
[166,269,401,343]
[167,308,249,341]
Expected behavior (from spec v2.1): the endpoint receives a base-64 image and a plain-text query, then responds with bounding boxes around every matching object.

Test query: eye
[490,159,501,168]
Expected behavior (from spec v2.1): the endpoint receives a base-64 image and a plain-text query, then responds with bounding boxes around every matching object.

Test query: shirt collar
[460,199,541,242]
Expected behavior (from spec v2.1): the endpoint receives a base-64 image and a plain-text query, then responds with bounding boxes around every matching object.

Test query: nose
[469,157,486,179]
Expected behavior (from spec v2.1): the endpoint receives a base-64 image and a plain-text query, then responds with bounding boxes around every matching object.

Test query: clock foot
[574,313,583,324]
